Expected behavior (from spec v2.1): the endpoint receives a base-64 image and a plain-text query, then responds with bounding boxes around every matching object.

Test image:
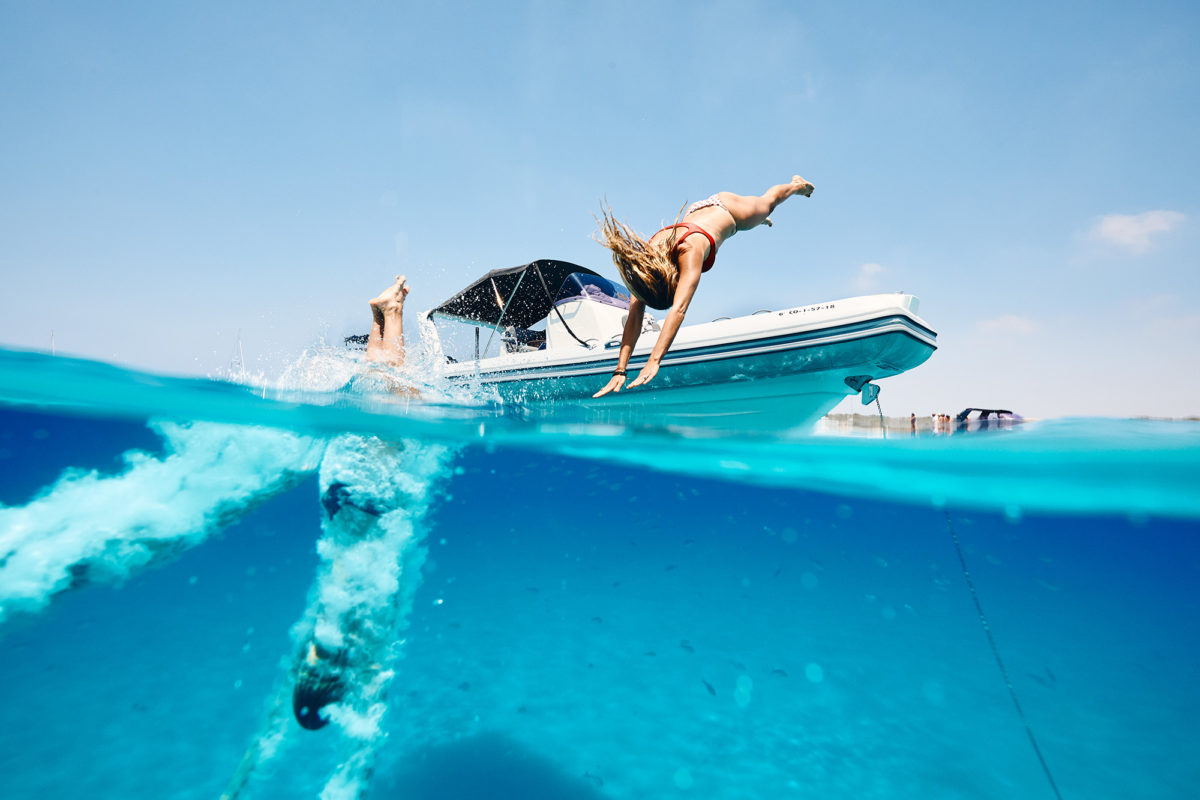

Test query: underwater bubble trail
[945,510,1064,800]
[0,421,324,622]
[220,433,453,799]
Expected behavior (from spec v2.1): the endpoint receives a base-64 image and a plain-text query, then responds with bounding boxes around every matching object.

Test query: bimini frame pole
[479,267,528,360]
[533,263,592,348]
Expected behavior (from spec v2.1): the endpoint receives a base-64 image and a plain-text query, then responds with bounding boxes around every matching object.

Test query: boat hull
[441,295,937,431]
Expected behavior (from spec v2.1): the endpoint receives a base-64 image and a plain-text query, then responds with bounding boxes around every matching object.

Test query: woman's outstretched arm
[593,297,645,397]
[626,250,704,390]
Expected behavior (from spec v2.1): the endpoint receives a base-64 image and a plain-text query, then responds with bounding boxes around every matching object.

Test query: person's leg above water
[719,175,815,231]
[365,276,409,367]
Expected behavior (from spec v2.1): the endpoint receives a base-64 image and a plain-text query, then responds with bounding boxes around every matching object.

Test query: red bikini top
[653,222,717,272]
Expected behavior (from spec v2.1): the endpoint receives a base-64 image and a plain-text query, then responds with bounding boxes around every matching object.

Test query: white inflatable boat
[424,260,937,429]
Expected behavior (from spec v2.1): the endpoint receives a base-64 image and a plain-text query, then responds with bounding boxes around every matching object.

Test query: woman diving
[592,175,815,397]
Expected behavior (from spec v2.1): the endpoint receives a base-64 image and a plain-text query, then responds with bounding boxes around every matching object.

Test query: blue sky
[2,1,1197,417]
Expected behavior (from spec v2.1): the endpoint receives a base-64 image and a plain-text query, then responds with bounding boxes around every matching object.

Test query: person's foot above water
[791,175,814,197]
[369,275,409,314]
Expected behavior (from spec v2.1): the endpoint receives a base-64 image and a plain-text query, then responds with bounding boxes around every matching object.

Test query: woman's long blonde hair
[594,202,685,310]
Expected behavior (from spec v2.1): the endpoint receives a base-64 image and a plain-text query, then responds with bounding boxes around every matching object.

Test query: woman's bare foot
[791,175,815,197]
[369,275,409,314]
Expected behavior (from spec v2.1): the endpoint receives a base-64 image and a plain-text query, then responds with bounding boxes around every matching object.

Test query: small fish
[679,640,695,653]
[1028,667,1058,687]
[701,679,716,696]
[773,567,783,578]
[525,586,540,594]
[583,771,605,788]
[684,538,696,546]
[458,681,471,691]
[591,616,603,624]
[771,668,789,678]
[730,660,748,672]
[643,651,657,657]
[664,564,677,572]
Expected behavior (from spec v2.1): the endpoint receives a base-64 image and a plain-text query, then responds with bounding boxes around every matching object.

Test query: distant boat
[423,260,938,430]
[954,408,1023,433]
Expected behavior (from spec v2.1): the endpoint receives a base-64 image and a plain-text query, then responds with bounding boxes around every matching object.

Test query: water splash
[0,421,324,622]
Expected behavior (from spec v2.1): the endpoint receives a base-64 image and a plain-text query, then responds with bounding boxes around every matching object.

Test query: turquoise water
[0,346,1197,799]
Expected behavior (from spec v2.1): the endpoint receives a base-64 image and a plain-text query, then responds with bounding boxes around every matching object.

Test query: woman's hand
[627,360,660,389]
[592,373,627,398]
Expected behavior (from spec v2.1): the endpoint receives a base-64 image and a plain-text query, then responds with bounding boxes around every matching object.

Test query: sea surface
[0,346,1197,800]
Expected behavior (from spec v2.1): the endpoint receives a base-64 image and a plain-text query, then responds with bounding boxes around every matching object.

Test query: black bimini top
[429,259,602,329]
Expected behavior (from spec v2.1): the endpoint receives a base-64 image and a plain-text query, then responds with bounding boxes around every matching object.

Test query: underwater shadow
[375,731,609,800]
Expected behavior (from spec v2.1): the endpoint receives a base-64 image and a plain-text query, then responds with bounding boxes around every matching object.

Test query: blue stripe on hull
[453,324,935,414]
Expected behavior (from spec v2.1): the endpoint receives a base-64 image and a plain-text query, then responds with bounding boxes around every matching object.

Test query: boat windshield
[554,273,631,310]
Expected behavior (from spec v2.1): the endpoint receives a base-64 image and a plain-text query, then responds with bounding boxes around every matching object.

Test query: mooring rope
[944,510,1064,799]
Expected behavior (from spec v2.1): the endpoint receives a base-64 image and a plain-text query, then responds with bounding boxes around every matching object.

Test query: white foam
[0,421,325,622]
[241,433,451,798]
[302,435,452,796]
[217,432,453,798]
[275,345,365,394]
[271,326,495,408]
